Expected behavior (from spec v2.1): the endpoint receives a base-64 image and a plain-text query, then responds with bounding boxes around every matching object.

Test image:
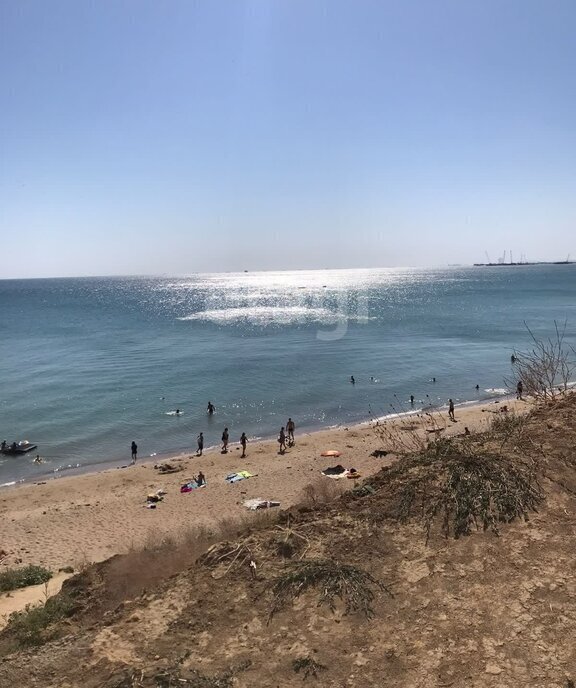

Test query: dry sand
[0,397,528,622]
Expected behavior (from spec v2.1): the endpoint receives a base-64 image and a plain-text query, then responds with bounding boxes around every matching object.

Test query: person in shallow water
[207,401,215,415]
[131,441,137,464]
[350,376,355,384]
[196,432,204,456]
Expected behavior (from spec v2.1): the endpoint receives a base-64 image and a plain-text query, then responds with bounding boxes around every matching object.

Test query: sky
[1,0,576,278]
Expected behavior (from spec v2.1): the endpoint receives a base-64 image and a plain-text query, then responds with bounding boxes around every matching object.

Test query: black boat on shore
[0,440,37,455]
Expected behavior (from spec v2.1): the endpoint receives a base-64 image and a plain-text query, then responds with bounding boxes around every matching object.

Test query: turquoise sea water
[1,266,575,485]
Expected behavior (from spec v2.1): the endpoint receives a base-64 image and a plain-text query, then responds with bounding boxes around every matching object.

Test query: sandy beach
[0,397,529,577]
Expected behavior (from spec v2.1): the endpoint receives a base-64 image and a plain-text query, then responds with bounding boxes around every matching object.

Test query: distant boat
[0,440,38,455]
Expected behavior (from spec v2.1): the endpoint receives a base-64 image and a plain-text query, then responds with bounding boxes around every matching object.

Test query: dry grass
[268,558,391,620]
[299,477,346,508]
[106,512,281,602]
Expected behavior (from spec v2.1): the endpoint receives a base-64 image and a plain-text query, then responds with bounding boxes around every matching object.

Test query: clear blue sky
[1,0,575,277]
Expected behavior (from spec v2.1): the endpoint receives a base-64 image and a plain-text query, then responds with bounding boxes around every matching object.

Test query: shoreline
[0,390,511,490]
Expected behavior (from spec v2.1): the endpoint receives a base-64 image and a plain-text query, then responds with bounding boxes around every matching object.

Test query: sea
[1,265,575,486]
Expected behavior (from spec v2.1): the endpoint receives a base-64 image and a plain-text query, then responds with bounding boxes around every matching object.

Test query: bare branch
[506,320,576,400]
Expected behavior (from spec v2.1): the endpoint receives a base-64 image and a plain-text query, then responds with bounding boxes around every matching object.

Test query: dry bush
[271,527,308,559]
[384,437,543,541]
[489,411,526,436]
[72,550,93,573]
[292,655,327,679]
[373,408,448,456]
[109,660,251,687]
[269,558,391,620]
[488,411,540,456]
[299,477,346,508]
[199,541,255,575]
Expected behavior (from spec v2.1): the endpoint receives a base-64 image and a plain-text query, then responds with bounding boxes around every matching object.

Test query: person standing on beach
[197,432,204,456]
[516,381,523,400]
[278,427,286,454]
[131,441,137,464]
[221,427,229,453]
[448,399,455,422]
[207,401,215,415]
[286,418,295,445]
[240,432,248,458]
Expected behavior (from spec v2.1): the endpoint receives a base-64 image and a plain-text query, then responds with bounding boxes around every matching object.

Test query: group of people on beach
[131,403,296,465]
[215,418,295,457]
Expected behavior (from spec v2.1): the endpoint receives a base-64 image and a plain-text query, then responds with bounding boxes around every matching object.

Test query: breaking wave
[178,306,368,325]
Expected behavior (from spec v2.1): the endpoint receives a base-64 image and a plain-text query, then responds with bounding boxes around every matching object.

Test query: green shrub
[0,564,52,592]
[6,595,74,647]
